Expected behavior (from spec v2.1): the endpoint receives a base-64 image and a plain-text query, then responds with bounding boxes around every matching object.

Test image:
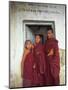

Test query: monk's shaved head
[35,34,41,38]
[47,28,53,33]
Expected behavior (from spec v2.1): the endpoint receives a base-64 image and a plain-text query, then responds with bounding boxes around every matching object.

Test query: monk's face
[47,30,53,39]
[26,41,32,49]
[35,35,41,44]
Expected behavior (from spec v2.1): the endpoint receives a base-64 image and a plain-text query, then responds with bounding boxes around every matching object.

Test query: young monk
[44,28,60,86]
[21,40,34,87]
[33,34,46,86]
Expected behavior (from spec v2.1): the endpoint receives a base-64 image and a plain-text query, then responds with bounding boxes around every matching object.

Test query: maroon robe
[33,43,46,86]
[22,51,34,87]
[44,38,60,86]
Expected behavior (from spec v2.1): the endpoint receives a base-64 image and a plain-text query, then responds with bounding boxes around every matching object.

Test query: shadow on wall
[10,49,65,88]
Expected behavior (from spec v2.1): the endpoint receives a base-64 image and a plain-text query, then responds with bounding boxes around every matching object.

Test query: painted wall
[9,2,66,87]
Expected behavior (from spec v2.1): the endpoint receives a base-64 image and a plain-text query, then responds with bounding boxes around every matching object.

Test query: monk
[21,40,34,87]
[33,34,46,86]
[44,28,60,86]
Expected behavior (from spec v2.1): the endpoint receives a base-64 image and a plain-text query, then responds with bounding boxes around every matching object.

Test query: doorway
[23,20,55,44]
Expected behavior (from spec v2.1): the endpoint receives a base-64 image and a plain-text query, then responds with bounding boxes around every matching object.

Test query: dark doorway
[25,25,54,44]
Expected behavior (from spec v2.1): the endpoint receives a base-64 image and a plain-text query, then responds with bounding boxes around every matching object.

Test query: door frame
[23,20,55,43]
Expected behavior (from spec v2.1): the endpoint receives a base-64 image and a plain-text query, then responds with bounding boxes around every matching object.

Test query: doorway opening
[23,20,55,44]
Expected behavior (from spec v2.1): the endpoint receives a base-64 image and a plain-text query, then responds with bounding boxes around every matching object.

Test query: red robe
[33,43,46,86]
[22,51,34,87]
[44,38,60,86]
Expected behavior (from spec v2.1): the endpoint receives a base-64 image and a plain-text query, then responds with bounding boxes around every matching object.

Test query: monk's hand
[32,44,34,49]
[33,64,36,69]
[48,49,54,56]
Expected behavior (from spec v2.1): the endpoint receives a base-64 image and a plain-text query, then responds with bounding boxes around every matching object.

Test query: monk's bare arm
[48,49,54,56]
[21,53,25,77]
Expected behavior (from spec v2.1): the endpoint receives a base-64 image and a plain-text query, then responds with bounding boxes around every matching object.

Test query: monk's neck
[35,42,41,47]
[47,37,54,40]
